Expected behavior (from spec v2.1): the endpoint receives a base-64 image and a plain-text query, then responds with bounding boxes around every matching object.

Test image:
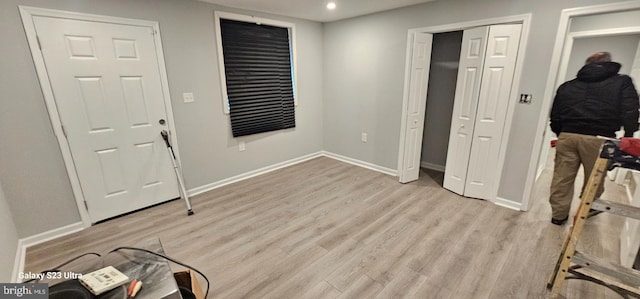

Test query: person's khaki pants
[549,132,605,220]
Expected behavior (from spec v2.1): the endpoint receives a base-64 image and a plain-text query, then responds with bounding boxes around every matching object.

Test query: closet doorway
[398,15,530,205]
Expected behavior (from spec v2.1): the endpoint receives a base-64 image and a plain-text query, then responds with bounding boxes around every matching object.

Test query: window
[215,12,298,137]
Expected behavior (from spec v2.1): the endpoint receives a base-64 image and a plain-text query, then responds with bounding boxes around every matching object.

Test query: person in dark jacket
[549,51,639,225]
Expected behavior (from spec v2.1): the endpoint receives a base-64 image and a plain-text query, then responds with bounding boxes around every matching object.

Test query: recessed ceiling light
[327,2,336,10]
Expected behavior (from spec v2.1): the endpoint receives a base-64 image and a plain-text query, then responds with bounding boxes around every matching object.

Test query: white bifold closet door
[443,24,522,200]
[399,32,433,183]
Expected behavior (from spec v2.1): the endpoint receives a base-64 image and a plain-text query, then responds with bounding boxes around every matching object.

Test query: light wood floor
[25,154,630,298]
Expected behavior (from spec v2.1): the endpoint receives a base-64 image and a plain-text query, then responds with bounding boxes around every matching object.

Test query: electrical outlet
[183,92,194,103]
[361,133,368,142]
[239,141,246,151]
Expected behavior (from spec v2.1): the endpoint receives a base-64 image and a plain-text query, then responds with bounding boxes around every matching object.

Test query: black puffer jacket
[550,61,639,138]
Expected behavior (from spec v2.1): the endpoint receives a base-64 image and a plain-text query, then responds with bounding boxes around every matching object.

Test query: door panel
[400,32,433,183]
[460,68,479,119]
[448,132,471,183]
[121,77,152,126]
[478,67,504,120]
[464,24,522,199]
[467,136,492,187]
[443,26,489,194]
[33,16,179,222]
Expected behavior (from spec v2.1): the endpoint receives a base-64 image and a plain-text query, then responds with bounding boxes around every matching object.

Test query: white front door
[443,24,522,199]
[399,32,433,183]
[33,16,179,222]
[443,26,489,194]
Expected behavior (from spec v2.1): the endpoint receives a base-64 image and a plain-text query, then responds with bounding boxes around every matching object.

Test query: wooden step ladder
[547,150,640,298]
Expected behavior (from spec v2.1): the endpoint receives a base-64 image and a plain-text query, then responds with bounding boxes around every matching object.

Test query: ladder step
[572,251,640,294]
[592,199,640,220]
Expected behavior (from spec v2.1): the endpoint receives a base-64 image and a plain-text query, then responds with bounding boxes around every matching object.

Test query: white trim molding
[493,197,523,211]
[188,152,324,196]
[189,151,398,197]
[525,0,640,212]
[322,152,398,177]
[19,6,181,227]
[407,13,532,35]
[12,222,84,282]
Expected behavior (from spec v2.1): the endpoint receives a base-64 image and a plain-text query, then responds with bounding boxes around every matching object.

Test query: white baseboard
[12,221,84,282]
[321,151,397,176]
[188,151,398,197]
[188,152,324,196]
[420,161,445,172]
[492,197,523,211]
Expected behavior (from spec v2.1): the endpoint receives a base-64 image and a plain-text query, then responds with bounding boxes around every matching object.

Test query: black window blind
[220,19,296,137]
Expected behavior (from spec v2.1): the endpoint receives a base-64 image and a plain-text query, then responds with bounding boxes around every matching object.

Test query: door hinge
[83,200,89,211]
[61,125,68,138]
[36,35,42,50]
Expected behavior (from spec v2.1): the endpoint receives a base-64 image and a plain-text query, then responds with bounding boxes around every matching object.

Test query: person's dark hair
[585,52,612,64]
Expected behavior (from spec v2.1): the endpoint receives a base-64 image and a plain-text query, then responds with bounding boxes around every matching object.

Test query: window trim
[214,11,298,114]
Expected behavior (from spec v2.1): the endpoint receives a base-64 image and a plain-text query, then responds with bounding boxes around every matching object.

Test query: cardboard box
[173,270,205,299]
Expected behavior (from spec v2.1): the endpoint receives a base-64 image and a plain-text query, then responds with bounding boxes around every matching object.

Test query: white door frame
[19,6,182,228]
[524,0,640,212]
[398,14,531,205]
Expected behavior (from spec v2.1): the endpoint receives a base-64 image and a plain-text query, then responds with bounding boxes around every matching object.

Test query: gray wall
[565,35,640,81]
[421,31,462,170]
[0,183,19,282]
[0,0,324,237]
[323,0,632,205]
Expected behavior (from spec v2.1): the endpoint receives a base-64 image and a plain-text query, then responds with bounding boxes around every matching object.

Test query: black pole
[160,130,176,159]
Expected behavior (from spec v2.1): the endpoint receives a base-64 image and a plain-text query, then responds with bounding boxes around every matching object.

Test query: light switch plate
[183,92,194,103]
[519,94,532,104]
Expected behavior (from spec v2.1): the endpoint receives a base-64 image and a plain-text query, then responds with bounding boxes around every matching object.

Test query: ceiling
[197,0,438,22]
